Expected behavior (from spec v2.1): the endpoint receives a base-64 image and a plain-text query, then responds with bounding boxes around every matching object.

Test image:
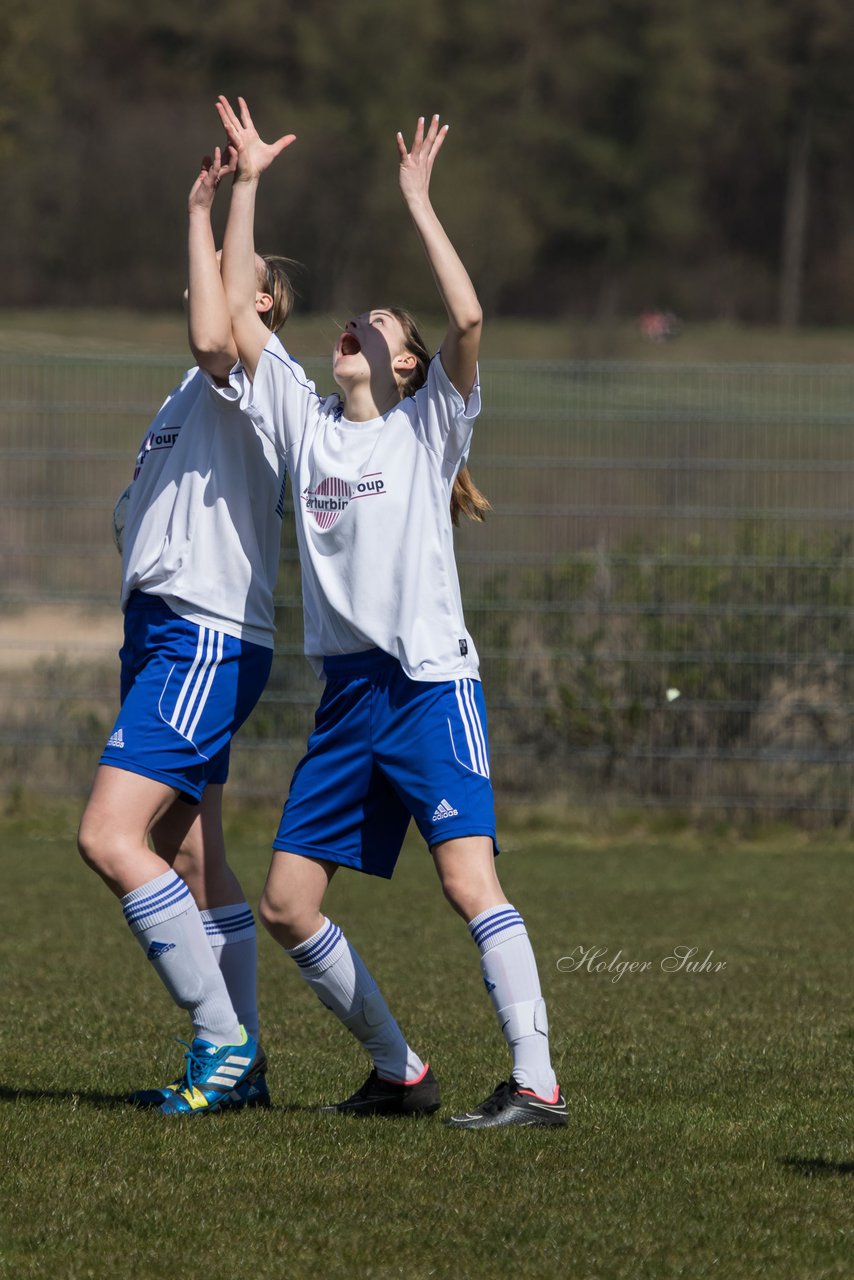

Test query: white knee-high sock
[468,904,557,1098]
[288,918,425,1083]
[199,903,259,1040]
[122,869,242,1047]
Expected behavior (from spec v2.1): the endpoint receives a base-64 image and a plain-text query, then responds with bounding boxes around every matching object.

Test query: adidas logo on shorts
[432,798,459,823]
[107,727,125,749]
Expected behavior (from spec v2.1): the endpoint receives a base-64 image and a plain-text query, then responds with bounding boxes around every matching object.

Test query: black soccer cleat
[322,1065,441,1117]
[445,1076,568,1129]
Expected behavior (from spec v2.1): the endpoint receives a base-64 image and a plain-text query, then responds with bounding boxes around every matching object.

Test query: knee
[77,808,110,874]
[258,887,301,946]
[439,866,507,923]
[258,884,320,949]
[77,805,141,887]
[439,869,479,921]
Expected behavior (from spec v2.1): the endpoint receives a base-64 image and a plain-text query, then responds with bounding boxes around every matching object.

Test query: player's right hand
[215,95,296,182]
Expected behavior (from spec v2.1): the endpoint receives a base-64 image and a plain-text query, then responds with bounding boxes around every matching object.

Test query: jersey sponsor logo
[133,425,182,479]
[432,798,459,823]
[302,472,386,530]
[106,726,124,749]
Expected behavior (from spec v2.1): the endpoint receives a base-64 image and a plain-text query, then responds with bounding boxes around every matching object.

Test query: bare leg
[259,850,337,947]
[430,835,508,919]
[152,785,243,909]
[77,765,178,895]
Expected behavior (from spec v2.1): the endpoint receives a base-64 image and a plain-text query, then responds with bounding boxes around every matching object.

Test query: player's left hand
[188,145,237,213]
[397,115,448,206]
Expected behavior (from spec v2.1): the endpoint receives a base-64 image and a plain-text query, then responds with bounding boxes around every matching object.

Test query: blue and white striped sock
[200,903,259,1040]
[288,918,425,1083]
[121,869,242,1047]
[469,903,557,1099]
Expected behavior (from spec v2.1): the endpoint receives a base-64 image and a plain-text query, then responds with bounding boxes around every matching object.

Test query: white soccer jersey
[247,334,482,681]
[119,365,286,648]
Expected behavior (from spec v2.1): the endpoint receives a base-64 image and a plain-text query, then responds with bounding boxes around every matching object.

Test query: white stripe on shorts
[461,679,490,777]
[170,626,207,734]
[185,629,224,741]
[454,678,490,778]
[168,626,224,742]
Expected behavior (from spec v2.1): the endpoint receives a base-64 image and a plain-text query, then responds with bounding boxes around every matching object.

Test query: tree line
[3,0,854,325]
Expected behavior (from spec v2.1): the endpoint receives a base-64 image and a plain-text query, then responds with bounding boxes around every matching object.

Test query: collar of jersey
[337,413,385,430]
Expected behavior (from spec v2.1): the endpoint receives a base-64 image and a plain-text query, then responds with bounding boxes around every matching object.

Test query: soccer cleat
[128,1073,185,1109]
[444,1077,568,1129]
[322,1065,441,1117]
[129,1064,271,1111]
[230,1070,271,1109]
[157,1028,265,1115]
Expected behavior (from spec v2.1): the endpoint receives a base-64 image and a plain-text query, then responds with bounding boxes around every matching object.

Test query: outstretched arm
[187,146,238,381]
[216,95,296,380]
[397,116,482,400]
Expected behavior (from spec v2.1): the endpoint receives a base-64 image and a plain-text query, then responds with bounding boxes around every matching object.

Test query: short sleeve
[245,333,326,458]
[410,354,481,465]
[198,363,247,407]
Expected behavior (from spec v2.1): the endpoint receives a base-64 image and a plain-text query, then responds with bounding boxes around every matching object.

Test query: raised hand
[188,145,237,213]
[215,95,296,182]
[397,115,449,207]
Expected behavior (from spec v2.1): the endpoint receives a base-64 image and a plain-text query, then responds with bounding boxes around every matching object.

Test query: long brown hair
[388,306,490,527]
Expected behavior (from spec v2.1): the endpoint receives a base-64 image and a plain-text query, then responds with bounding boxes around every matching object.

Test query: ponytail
[451,465,491,526]
[386,306,491,526]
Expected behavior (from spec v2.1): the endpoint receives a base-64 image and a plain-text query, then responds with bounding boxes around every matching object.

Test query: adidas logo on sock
[432,798,459,823]
[146,940,176,960]
[107,727,124,749]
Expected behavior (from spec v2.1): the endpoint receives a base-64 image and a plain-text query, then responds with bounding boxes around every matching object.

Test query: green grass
[4,307,854,362]
[1,804,853,1279]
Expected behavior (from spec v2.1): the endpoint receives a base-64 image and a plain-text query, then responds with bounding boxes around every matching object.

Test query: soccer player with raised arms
[77,143,295,1114]
[217,95,566,1128]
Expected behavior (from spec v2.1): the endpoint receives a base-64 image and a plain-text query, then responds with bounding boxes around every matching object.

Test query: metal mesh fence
[2,351,853,818]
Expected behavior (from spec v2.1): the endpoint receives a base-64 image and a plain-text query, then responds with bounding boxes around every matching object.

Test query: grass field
[1,803,852,1279]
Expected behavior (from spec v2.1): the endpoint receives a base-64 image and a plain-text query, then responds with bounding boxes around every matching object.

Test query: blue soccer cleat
[157,1028,266,1115]
[129,1055,271,1111]
[227,1070,271,1110]
[128,1073,185,1109]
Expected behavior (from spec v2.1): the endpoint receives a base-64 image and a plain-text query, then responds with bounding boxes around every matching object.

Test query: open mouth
[339,332,362,357]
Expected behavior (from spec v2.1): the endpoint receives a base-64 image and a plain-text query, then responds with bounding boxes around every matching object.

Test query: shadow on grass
[0,1084,325,1114]
[0,1084,129,1108]
[780,1156,854,1177]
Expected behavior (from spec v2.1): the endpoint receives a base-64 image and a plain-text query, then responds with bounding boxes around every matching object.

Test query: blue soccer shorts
[99,591,273,803]
[273,648,498,878]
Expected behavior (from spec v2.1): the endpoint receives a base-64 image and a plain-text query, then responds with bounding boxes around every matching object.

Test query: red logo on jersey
[302,473,385,530]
